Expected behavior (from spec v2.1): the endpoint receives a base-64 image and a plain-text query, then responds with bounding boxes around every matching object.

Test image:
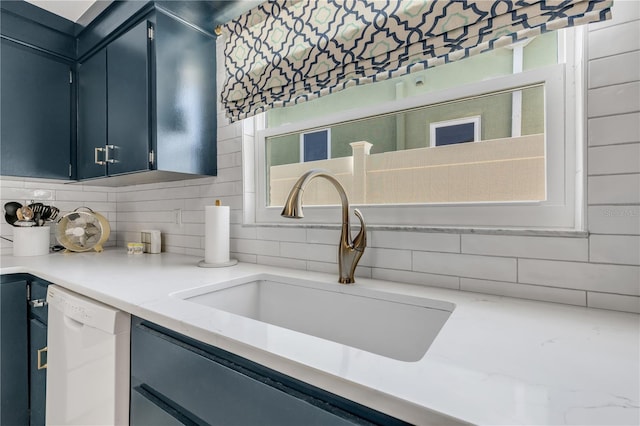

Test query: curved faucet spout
[281,169,366,284]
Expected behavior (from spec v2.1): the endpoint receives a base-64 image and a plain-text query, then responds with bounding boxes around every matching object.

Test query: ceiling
[25,0,97,22]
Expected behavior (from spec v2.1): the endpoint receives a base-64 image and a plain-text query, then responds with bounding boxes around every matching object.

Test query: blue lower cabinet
[0,275,29,426]
[131,318,409,426]
[0,274,51,426]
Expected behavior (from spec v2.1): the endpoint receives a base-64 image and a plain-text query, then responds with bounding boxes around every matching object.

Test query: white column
[511,43,524,137]
[350,141,373,204]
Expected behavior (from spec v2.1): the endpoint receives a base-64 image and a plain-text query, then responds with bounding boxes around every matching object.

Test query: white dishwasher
[46,285,130,425]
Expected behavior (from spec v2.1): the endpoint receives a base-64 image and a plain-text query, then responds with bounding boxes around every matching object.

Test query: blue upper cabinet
[0,2,75,180]
[77,5,218,183]
[78,20,151,180]
[1,0,221,184]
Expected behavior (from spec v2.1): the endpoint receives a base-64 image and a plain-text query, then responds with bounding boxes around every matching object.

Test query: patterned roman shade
[221,0,613,122]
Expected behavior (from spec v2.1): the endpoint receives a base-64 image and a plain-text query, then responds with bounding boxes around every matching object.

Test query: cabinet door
[0,39,71,179]
[78,48,107,180]
[0,276,29,425]
[29,318,47,426]
[106,20,151,176]
[131,321,366,426]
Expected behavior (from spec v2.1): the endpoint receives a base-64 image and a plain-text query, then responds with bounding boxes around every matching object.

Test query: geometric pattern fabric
[221,0,613,122]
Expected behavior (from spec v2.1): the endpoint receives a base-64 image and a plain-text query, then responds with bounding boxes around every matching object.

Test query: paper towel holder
[198,199,238,268]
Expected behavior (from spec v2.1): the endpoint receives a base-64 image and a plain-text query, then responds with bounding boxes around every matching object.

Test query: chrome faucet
[281,169,366,284]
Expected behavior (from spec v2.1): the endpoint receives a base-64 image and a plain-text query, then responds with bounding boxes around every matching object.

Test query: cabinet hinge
[148,27,154,41]
[149,150,155,165]
[69,164,72,177]
[26,283,31,300]
[69,70,73,84]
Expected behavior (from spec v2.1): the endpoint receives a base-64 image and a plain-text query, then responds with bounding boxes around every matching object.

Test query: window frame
[249,28,584,232]
[429,116,481,147]
[299,128,331,163]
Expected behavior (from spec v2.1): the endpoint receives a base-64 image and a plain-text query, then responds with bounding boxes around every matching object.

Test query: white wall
[1,1,638,313]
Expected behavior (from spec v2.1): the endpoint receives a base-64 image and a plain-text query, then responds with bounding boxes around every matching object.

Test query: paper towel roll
[204,204,230,265]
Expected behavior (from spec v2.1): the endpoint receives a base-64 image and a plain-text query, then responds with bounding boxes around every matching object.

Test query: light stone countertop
[1,249,638,425]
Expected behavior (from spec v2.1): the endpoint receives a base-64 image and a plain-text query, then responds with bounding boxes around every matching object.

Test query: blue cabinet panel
[0,274,51,426]
[131,318,409,426]
[0,275,29,425]
[0,2,76,60]
[154,11,216,175]
[107,19,151,176]
[78,48,108,180]
[0,39,72,179]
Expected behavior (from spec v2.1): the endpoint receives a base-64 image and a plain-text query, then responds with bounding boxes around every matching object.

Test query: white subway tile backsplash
[588,20,640,60]
[116,197,185,210]
[359,247,412,270]
[460,278,587,306]
[117,179,186,192]
[217,120,242,142]
[518,259,640,295]
[372,268,460,290]
[229,210,243,225]
[182,224,205,237]
[231,238,280,256]
[199,181,242,198]
[184,247,204,258]
[587,292,640,314]
[588,81,640,118]
[215,167,243,183]
[306,228,342,244]
[117,211,176,223]
[256,226,307,242]
[588,50,640,89]
[191,195,243,211]
[217,152,242,169]
[588,174,640,204]
[179,210,203,224]
[230,224,257,240]
[371,230,459,253]
[590,235,640,265]
[307,260,372,278]
[0,186,55,201]
[588,144,640,175]
[233,253,257,263]
[55,190,108,202]
[462,234,588,261]
[162,234,202,249]
[588,206,640,235]
[413,252,517,282]
[116,185,200,202]
[589,112,640,146]
[279,241,336,263]
[217,138,242,155]
[257,255,307,270]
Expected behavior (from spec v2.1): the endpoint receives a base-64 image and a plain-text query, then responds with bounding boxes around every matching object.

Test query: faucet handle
[352,208,367,251]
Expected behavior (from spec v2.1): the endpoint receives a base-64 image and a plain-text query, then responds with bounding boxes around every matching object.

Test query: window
[429,116,481,147]
[300,129,331,162]
[251,29,584,231]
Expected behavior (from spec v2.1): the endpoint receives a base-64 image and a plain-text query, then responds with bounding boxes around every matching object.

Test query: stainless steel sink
[173,274,454,362]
